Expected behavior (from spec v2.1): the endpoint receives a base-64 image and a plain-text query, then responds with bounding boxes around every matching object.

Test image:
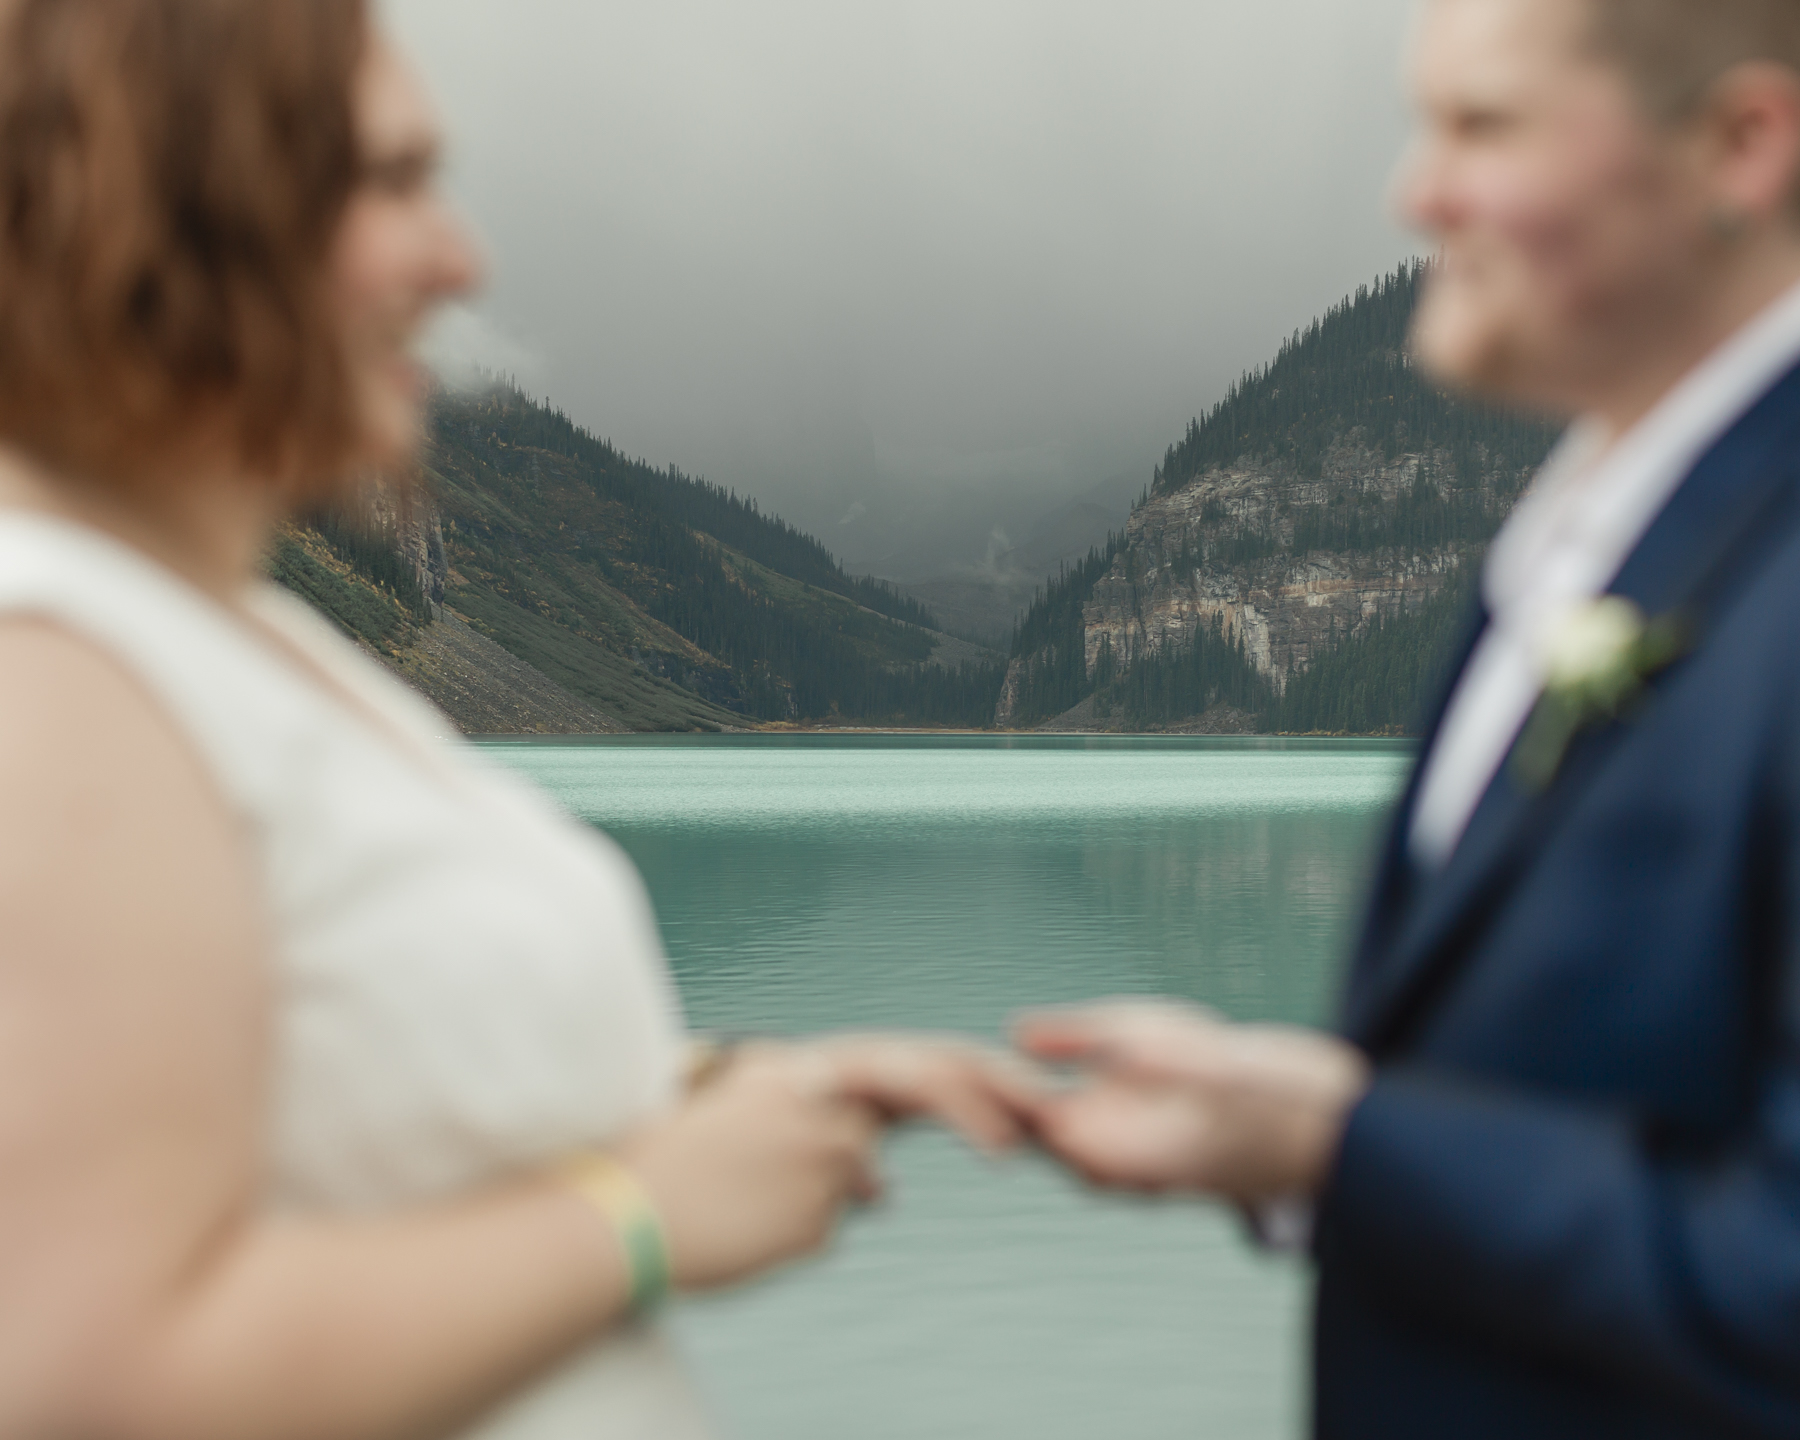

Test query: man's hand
[1012,1001,1372,1204]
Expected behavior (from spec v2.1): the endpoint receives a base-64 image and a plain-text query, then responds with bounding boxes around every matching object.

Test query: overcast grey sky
[385,0,1422,576]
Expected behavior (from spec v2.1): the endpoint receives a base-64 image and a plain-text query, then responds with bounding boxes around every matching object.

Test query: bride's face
[328,35,482,472]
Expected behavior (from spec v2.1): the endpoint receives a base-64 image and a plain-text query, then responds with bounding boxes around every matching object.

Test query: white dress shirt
[1409,277,1800,870]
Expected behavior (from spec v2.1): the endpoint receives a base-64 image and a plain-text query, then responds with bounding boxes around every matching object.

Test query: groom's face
[1395,0,1711,417]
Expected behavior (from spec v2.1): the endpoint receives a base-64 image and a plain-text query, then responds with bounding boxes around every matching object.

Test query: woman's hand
[619,1033,1047,1293]
[617,1045,881,1293]
[803,1034,1049,1155]
[1013,1001,1371,1203]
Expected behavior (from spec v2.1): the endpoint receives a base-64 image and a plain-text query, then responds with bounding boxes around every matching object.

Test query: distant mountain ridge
[1000,262,1560,733]
[897,485,1137,647]
[273,263,1560,737]
[271,382,1004,733]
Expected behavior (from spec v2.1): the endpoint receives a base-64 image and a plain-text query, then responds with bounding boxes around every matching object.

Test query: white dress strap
[0,512,328,817]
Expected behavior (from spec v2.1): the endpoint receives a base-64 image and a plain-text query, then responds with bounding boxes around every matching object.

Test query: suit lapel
[1344,359,1800,1053]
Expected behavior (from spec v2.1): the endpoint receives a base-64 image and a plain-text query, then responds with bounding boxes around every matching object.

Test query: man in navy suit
[1017,1,1800,1435]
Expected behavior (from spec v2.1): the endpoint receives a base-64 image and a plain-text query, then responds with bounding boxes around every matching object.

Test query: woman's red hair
[0,0,367,490]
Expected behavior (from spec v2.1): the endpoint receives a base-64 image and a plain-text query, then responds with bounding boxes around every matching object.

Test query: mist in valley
[388,0,1421,642]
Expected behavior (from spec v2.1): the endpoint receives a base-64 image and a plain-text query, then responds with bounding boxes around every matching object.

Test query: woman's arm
[0,621,878,1440]
[95,1059,882,1440]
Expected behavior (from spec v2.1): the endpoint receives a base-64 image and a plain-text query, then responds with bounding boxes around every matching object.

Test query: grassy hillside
[270,382,1004,732]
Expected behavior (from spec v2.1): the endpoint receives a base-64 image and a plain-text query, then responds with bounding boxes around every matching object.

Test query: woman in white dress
[0,3,1037,1437]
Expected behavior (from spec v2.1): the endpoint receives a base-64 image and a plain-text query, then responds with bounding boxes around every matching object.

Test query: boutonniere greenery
[1512,595,1691,791]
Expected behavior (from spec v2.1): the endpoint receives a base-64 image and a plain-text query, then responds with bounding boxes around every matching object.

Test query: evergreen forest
[1154,260,1552,494]
[1007,261,1558,734]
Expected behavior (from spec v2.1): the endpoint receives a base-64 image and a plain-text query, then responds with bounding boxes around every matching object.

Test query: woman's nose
[430,204,486,301]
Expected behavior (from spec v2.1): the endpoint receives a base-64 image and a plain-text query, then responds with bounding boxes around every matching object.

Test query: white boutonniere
[1512,596,1690,790]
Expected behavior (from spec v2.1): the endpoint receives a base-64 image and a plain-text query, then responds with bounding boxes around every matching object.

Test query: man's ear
[1698,61,1800,227]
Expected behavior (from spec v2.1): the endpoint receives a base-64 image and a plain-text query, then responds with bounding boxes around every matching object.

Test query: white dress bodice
[0,513,716,1439]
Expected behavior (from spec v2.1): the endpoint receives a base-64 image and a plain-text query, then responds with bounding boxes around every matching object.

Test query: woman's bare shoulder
[0,615,219,797]
[0,615,263,977]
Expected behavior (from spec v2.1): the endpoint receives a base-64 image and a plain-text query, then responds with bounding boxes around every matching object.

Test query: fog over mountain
[385,0,1420,595]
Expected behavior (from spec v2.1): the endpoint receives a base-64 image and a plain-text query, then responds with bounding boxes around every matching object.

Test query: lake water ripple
[488,736,1410,1440]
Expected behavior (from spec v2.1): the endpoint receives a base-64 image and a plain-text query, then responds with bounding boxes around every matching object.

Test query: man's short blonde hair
[1585,0,1800,118]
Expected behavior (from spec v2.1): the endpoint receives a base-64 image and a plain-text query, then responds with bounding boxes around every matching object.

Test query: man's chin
[1408,308,1527,406]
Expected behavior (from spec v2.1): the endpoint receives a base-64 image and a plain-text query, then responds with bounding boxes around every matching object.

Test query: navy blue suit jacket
[1316,360,1800,1439]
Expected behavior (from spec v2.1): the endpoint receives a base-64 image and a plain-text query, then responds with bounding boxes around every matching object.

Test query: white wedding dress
[0,513,718,1440]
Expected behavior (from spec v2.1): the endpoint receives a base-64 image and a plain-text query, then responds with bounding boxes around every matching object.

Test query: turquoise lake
[486,735,1412,1440]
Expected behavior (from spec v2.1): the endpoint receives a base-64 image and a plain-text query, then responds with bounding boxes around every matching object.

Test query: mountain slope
[271,383,1004,733]
[1000,262,1558,733]
[276,263,1552,738]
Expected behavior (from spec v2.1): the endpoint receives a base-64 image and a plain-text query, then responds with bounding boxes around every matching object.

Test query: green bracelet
[561,1153,673,1313]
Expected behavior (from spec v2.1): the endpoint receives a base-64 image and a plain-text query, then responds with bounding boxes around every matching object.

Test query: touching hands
[618,1034,1046,1293]
[807,1033,1047,1156]
[614,1005,1368,1300]
[1013,1001,1371,1206]
[617,1044,879,1292]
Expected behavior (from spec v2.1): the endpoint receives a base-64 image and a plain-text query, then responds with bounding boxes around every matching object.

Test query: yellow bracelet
[559,1153,673,1314]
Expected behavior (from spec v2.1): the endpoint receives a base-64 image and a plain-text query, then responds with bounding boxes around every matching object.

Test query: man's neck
[1585,239,1800,441]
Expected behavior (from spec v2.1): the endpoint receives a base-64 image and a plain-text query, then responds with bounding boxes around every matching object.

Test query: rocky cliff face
[1083,440,1484,686]
[392,500,448,615]
[994,437,1532,730]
